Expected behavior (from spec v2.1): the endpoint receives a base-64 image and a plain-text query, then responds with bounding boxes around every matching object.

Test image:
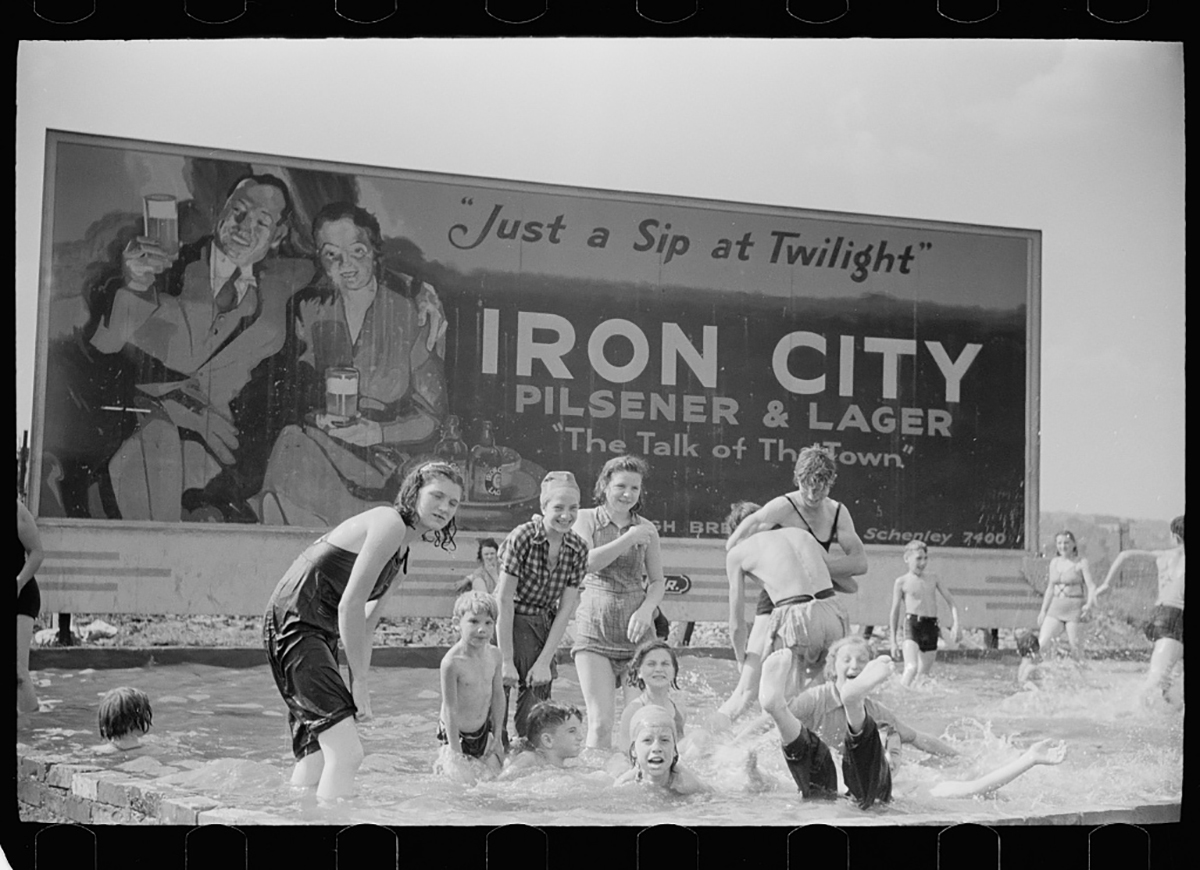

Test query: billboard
[34,131,1037,551]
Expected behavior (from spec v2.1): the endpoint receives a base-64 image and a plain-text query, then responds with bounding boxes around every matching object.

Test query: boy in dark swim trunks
[889,540,959,687]
[439,590,506,772]
[1096,514,1184,703]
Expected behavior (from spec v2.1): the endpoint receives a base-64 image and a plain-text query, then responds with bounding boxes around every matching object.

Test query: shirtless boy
[1096,514,1184,702]
[439,591,506,772]
[724,501,849,701]
[889,540,960,686]
[718,447,867,723]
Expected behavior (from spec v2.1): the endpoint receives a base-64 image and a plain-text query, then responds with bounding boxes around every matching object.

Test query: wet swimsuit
[1145,605,1183,644]
[768,590,849,667]
[906,614,940,653]
[782,713,892,810]
[18,535,41,620]
[756,501,843,615]
[264,537,408,759]
[1046,559,1087,623]
[437,718,494,759]
[783,682,894,810]
[18,535,41,619]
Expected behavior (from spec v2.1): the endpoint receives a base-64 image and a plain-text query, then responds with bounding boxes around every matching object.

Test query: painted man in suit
[90,174,314,521]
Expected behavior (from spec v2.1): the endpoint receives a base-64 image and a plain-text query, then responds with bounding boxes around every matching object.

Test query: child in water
[502,700,586,776]
[96,687,153,753]
[1016,631,1043,689]
[759,637,1067,809]
[616,639,686,757]
[438,590,506,773]
[614,705,709,795]
[889,540,960,686]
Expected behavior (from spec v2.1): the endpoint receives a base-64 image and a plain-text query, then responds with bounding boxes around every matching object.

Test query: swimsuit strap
[785,496,839,550]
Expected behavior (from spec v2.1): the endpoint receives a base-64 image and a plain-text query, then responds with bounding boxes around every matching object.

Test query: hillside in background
[1038,512,1173,564]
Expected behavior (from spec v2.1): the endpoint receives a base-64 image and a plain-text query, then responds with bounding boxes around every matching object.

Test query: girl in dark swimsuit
[714,446,868,725]
[264,460,463,800]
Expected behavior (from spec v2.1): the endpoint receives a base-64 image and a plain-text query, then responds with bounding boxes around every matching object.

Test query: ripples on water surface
[17,655,1182,825]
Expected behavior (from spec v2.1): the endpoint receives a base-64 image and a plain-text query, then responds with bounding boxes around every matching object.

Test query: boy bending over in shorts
[889,540,959,686]
[439,591,506,773]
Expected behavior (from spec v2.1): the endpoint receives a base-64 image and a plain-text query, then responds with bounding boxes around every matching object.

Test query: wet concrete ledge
[17,746,1181,828]
[30,645,1152,671]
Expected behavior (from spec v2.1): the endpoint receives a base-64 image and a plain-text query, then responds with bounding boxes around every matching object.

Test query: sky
[14,40,1184,522]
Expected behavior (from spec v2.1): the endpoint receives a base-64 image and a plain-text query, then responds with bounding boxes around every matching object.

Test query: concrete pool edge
[17,747,1181,828]
[29,645,1153,670]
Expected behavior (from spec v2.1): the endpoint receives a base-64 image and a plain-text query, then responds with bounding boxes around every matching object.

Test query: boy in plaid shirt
[496,472,590,740]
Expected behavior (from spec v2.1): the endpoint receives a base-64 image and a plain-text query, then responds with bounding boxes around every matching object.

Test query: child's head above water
[627,705,679,778]
[525,700,584,760]
[98,687,153,747]
[1016,630,1041,658]
[628,638,680,691]
[823,635,875,684]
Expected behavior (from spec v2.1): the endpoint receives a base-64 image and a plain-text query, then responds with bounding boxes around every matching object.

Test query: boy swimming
[96,687,153,753]
[438,590,506,773]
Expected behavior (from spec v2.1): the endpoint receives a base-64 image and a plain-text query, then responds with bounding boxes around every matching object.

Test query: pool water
[17,654,1182,826]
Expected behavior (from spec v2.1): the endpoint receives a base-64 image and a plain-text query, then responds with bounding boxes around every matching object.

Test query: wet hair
[311,201,385,278]
[98,687,153,741]
[1170,515,1184,544]
[453,589,498,622]
[904,539,928,554]
[1055,530,1079,557]
[476,537,500,562]
[593,455,650,513]
[225,173,295,227]
[626,706,680,774]
[823,635,874,681]
[1016,631,1041,658]
[726,501,761,529]
[792,445,838,490]
[394,461,464,551]
[627,639,681,691]
[524,700,583,752]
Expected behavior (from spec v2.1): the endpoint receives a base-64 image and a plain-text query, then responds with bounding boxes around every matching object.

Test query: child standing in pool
[1095,514,1184,702]
[438,591,505,773]
[616,639,686,756]
[889,540,960,686]
[501,700,586,775]
[1037,530,1097,658]
[495,472,590,742]
[264,461,463,801]
[614,705,710,795]
[572,455,667,750]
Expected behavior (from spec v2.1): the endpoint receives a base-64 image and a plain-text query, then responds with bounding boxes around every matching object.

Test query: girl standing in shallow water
[264,460,462,800]
[1038,530,1097,657]
[571,455,667,750]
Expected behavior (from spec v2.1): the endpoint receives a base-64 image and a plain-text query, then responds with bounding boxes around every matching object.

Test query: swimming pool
[16,651,1182,826]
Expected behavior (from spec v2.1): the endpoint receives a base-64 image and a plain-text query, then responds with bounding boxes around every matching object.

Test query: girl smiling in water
[617,639,686,756]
